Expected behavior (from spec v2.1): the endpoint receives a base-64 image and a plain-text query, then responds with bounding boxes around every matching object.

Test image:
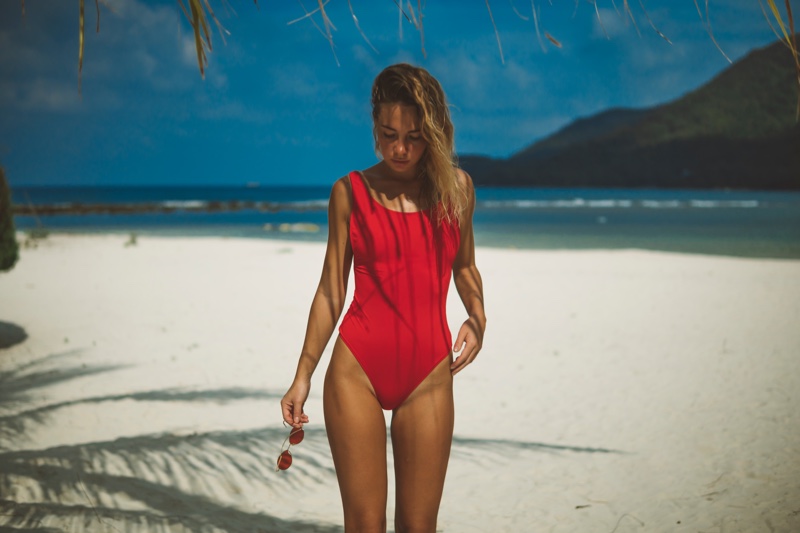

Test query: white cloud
[504,59,540,91]
[591,7,632,40]
[198,100,273,123]
[20,79,82,111]
[0,0,200,104]
[0,80,70,112]
[268,63,338,98]
[429,47,545,116]
[181,36,202,69]
[351,43,380,73]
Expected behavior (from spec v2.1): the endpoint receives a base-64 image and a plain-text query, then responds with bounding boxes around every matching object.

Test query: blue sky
[1,0,796,186]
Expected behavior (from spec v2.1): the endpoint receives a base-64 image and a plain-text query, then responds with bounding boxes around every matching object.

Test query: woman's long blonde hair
[371,63,468,225]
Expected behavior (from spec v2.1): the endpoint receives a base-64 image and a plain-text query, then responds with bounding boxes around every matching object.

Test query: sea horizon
[9,184,800,259]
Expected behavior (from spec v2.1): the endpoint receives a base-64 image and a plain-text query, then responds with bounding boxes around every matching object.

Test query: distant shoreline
[10,186,800,259]
[11,201,321,216]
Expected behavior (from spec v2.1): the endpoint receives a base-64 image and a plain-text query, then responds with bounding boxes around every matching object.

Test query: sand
[1,233,799,532]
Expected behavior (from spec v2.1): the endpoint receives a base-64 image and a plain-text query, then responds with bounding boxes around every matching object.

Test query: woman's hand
[451,315,485,376]
[281,380,311,428]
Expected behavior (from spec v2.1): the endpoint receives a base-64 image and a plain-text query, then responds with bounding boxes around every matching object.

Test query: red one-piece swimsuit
[338,170,461,410]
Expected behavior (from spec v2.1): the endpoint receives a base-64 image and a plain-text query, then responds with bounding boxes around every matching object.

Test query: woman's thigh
[324,337,389,529]
[390,355,455,532]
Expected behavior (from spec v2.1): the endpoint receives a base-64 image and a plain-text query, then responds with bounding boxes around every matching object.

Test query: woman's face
[375,104,427,178]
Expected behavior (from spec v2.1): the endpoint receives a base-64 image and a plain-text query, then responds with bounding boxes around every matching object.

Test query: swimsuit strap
[348,171,370,210]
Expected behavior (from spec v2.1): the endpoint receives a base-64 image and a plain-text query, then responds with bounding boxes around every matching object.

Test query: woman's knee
[394,513,437,533]
[344,511,387,533]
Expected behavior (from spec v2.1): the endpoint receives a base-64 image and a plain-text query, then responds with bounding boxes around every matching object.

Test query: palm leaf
[20,0,800,117]
[485,0,505,64]
[764,1,799,117]
[78,0,84,91]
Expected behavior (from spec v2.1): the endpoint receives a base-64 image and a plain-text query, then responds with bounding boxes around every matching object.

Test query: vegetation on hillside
[461,36,800,189]
[629,40,799,144]
[0,168,19,272]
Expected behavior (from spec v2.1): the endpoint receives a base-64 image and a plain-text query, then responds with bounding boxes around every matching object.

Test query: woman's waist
[343,295,448,322]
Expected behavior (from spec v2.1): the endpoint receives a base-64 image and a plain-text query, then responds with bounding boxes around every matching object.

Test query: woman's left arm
[451,169,486,376]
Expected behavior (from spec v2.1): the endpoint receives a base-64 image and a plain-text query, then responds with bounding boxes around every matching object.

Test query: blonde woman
[281,63,486,532]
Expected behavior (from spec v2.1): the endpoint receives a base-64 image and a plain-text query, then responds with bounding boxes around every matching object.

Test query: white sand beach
[1,234,799,532]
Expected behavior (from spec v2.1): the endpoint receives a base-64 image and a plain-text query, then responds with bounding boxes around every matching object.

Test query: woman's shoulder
[329,174,355,212]
[332,170,367,191]
[455,167,475,191]
[333,170,363,191]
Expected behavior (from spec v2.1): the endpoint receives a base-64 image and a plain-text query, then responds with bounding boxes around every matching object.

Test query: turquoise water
[10,185,800,258]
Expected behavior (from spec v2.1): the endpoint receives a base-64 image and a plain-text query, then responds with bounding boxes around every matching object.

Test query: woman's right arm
[280,177,353,428]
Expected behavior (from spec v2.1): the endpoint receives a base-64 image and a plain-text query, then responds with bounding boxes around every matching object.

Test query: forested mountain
[460,36,800,189]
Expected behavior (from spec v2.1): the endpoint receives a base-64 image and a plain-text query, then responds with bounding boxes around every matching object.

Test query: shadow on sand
[0,321,28,350]
[0,350,343,532]
[0,350,625,532]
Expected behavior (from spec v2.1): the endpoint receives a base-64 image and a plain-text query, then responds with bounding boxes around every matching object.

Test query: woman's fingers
[452,342,478,375]
[451,321,481,375]
[281,399,307,428]
[281,399,295,426]
[281,382,311,428]
[292,402,305,426]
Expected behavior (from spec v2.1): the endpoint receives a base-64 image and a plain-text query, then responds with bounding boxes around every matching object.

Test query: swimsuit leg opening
[324,337,389,531]
[389,354,454,532]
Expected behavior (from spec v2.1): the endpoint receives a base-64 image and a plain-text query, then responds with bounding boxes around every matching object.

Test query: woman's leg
[324,337,389,533]
[390,355,455,533]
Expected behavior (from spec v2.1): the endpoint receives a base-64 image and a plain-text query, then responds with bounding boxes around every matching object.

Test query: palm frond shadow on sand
[0,350,345,532]
[0,424,340,532]
[0,351,625,532]
[0,348,129,447]
[0,385,289,449]
[0,348,124,405]
[0,321,27,350]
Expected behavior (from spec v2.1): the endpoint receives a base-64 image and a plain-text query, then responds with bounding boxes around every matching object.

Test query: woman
[280,63,486,533]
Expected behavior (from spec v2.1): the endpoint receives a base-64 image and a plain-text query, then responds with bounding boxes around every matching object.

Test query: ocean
[10,185,800,259]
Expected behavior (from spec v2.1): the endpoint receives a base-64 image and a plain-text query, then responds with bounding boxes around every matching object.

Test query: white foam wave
[482,199,636,209]
[481,198,760,210]
[162,201,207,209]
[287,200,329,209]
[689,200,759,208]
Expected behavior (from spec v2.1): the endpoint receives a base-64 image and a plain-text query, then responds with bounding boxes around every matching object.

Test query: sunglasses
[275,424,304,471]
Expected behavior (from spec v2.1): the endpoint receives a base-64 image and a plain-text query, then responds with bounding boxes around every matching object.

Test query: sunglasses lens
[277,450,293,470]
[289,428,304,445]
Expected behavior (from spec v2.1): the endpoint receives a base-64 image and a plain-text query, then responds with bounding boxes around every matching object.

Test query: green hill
[461,36,800,189]
[513,107,650,161]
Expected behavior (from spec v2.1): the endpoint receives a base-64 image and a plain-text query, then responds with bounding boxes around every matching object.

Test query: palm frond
[530,0,547,53]
[286,0,330,25]
[763,1,799,118]
[692,0,731,63]
[416,0,426,58]
[485,0,505,64]
[347,0,379,53]
[293,0,339,66]
[78,0,84,91]
[636,0,671,44]
[622,0,642,37]
[22,0,800,115]
[593,0,609,40]
[545,32,562,48]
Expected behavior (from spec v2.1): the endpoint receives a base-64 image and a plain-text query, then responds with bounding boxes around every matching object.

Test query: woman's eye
[408,136,421,142]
